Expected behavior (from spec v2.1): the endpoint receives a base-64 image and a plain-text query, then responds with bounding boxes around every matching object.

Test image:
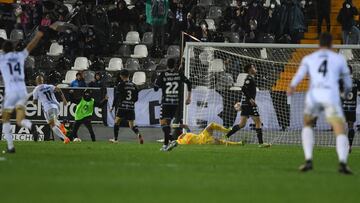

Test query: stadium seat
[124,31,140,45]
[131,45,148,58]
[260,48,268,59]
[142,32,153,46]
[205,19,216,31]
[207,6,222,19]
[25,56,35,69]
[339,49,354,60]
[216,73,234,89]
[166,45,180,58]
[132,71,146,85]
[62,70,78,84]
[198,0,214,6]
[64,4,73,14]
[57,83,69,88]
[209,59,224,72]
[223,32,240,43]
[47,42,63,56]
[106,58,123,71]
[199,48,214,65]
[0,29,7,39]
[118,44,132,57]
[83,71,95,84]
[9,29,24,41]
[125,0,132,5]
[230,73,248,90]
[125,58,140,71]
[143,58,156,70]
[72,57,89,70]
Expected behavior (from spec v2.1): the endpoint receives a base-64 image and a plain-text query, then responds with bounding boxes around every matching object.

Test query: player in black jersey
[341,65,359,153]
[109,69,144,144]
[225,64,270,147]
[154,58,192,151]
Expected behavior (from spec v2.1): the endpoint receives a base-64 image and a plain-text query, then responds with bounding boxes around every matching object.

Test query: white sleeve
[290,58,308,88]
[340,57,352,91]
[18,49,29,60]
[33,88,38,100]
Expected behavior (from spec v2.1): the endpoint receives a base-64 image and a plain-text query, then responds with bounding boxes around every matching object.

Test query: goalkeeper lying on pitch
[166,122,243,150]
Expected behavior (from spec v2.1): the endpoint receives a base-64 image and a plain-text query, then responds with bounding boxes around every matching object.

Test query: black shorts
[344,111,356,123]
[116,109,135,121]
[160,104,178,120]
[241,105,260,117]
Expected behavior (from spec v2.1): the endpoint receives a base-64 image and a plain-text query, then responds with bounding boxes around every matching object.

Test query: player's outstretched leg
[49,119,70,144]
[347,122,355,153]
[226,117,247,138]
[2,122,15,154]
[160,119,172,151]
[129,121,143,144]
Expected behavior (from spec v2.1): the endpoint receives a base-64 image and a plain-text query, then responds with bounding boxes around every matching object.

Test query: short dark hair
[2,40,15,53]
[76,72,82,77]
[244,64,253,73]
[319,32,332,48]
[348,65,353,74]
[167,58,176,69]
[0,37,5,49]
[120,69,130,77]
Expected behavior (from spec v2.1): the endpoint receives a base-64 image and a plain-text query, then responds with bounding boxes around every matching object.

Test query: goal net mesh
[183,43,360,146]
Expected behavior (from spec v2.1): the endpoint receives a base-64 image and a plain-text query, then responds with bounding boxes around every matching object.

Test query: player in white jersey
[33,75,70,144]
[0,31,44,154]
[287,33,353,174]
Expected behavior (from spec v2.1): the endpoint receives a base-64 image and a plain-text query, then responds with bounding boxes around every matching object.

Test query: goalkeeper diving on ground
[165,122,244,151]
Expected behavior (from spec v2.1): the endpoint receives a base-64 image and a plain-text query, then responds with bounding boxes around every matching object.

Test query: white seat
[106,58,123,71]
[132,71,146,85]
[72,57,89,70]
[124,31,140,45]
[260,48,267,59]
[199,48,214,66]
[57,83,69,88]
[64,4,74,14]
[209,59,224,72]
[131,45,148,58]
[47,42,63,56]
[0,29,7,39]
[230,73,248,90]
[205,19,216,31]
[62,70,78,84]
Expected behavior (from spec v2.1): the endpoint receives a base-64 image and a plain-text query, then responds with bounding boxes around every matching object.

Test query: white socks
[2,122,14,149]
[52,126,66,140]
[301,126,314,161]
[336,135,349,163]
[20,119,32,129]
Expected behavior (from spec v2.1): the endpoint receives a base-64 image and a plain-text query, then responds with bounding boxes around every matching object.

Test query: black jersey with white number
[113,80,138,110]
[342,79,360,112]
[241,75,257,106]
[154,70,192,105]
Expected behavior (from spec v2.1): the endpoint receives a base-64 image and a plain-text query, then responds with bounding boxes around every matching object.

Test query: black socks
[226,125,241,138]
[162,125,171,145]
[256,128,263,144]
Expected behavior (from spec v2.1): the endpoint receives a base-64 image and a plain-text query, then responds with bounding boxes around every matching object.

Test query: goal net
[183,43,360,146]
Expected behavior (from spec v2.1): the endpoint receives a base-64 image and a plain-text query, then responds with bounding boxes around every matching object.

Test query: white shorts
[44,108,59,123]
[3,90,28,110]
[304,92,344,121]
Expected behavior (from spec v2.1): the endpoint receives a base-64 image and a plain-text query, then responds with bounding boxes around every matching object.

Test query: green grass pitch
[0,142,359,203]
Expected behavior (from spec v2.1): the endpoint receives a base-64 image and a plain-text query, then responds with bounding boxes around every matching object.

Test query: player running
[109,69,144,144]
[32,75,70,144]
[168,123,243,148]
[287,33,353,174]
[225,64,270,148]
[341,65,359,153]
[154,58,192,151]
[0,30,44,153]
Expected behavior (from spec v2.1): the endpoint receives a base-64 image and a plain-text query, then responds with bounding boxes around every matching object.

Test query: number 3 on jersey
[7,62,21,75]
[165,82,179,94]
[126,90,132,100]
[318,60,327,77]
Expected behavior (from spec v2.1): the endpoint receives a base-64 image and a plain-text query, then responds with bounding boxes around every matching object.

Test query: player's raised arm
[288,58,309,95]
[25,31,44,53]
[181,73,192,105]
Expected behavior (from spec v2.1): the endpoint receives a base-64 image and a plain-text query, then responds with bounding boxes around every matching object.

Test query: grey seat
[223,32,240,43]
[207,6,222,19]
[118,44,132,57]
[83,71,95,84]
[10,29,24,41]
[125,58,140,71]
[166,45,180,58]
[142,32,153,46]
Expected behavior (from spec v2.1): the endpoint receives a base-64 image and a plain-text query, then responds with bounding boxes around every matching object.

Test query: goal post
[183,42,360,146]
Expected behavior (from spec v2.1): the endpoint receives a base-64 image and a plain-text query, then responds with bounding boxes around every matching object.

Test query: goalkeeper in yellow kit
[166,122,243,150]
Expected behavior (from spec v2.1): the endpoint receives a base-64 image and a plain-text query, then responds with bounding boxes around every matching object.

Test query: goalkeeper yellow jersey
[177,130,215,145]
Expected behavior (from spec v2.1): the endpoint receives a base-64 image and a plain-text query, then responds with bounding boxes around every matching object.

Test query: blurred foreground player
[168,123,242,149]
[288,33,353,174]
[154,58,192,151]
[109,69,144,144]
[0,30,45,153]
[32,75,70,144]
[341,65,360,153]
[225,64,270,148]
